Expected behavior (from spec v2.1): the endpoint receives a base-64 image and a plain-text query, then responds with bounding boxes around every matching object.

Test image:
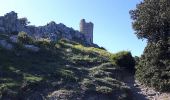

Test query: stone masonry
[80,19,93,43]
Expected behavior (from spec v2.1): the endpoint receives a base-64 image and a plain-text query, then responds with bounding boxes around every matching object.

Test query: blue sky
[0,0,146,56]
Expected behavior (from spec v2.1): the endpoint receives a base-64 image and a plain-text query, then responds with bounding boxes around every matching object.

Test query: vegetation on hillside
[136,39,170,92]
[0,33,135,100]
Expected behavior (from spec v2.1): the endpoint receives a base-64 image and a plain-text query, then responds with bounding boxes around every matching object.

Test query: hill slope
[0,33,134,100]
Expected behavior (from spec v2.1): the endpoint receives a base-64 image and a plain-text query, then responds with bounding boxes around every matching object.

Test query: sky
[0,0,146,56]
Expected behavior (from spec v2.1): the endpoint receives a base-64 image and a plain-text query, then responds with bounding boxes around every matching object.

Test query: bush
[55,69,78,82]
[18,31,33,44]
[134,56,140,65]
[136,39,170,92]
[35,38,52,48]
[111,51,135,74]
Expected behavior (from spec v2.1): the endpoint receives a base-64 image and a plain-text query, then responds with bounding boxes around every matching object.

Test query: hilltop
[0,11,95,46]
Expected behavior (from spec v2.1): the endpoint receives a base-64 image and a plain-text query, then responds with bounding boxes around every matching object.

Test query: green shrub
[81,79,95,90]
[111,51,135,74]
[134,56,140,65]
[18,31,33,44]
[55,69,78,82]
[136,39,170,92]
[73,44,112,59]
[35,38,52,48]
[0,37,133,99]
[23,74,43,83]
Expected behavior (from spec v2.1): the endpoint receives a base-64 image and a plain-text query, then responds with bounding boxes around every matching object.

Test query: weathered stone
[147,90,156,96]
[0,11,94,45]
[48,33,57,41]
[80,19,93,44]
[24,45,40,52]
[0,40,13,50]
[10,35,18,43]
[0,27,5,33]
[47,90,74,100]
[0,17,3,26]
[27,92,44,100]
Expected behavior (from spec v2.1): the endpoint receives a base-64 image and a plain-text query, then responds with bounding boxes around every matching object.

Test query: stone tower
[80,19,93,43]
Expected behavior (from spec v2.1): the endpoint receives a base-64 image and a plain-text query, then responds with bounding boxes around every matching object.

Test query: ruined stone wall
[0,11,93,45]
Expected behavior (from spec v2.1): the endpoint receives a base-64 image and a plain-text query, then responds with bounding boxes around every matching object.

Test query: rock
[157,93,170,100]
[24,45,40,52]
[27,92,44,100]
[0,11,94,46]
[47,90,74,100]
[0,27,5,33]
[147,92,156,96]
[3,11,18,33]
[10,35,18,43]
[134,84,139,87]
[66,48,72,52]
[48,33,57,41]
[0,17,3,26]
[0,40,13,50]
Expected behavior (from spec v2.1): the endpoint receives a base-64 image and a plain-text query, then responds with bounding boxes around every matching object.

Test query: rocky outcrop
[24,45,40,52]
[10,35,18,43]
[0,11,93,45]
[0,39,13,50]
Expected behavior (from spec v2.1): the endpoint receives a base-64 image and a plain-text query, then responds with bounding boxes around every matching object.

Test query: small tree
[19,17,30,26]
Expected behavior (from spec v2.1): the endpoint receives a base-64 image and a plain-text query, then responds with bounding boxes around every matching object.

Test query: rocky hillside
[0,11,93,45]
[0,32,135,100]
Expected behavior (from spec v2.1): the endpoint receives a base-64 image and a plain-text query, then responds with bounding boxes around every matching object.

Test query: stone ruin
[0,11,94,45]
[80,19,93,43]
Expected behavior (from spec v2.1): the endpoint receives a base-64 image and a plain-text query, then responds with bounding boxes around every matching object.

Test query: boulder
[47,90,74,100]
[27,92,44,100]
[0,27,5,33]
[24,45,40,52]
[0,40,13,50]
[10,35,18,43]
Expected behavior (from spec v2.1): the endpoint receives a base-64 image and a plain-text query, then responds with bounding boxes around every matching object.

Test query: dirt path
[124,74,170,100]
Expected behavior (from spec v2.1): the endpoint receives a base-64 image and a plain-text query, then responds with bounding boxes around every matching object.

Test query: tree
[19,18,30,26]
[130,0,170,42]
[135,40,170,92]
[130,0,170,92]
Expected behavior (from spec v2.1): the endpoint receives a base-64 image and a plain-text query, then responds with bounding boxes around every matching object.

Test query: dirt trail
[124,74,170,100]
